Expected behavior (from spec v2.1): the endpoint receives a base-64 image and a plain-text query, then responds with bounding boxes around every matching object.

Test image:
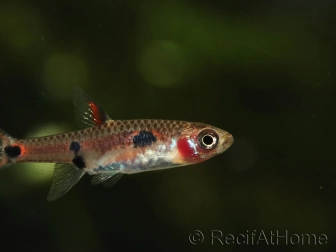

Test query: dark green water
[0,1,335,251]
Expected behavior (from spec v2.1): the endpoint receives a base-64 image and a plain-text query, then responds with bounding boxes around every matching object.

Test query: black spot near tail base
[69,141,80,155]
[133,130,157,148]
[4,145,21,158]
[72,155,86,169]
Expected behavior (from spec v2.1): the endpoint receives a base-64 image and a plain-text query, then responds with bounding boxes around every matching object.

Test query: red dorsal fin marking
[73,87,111,128]
[89,101,105,126]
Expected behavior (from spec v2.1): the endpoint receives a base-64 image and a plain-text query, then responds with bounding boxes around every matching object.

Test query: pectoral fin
[102,173,123,188]
[47,163,85,201]
[91,172,123,188]
[91,172,117,185]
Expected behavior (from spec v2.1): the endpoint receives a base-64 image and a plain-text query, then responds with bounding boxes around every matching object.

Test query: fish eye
[198,129,219,150]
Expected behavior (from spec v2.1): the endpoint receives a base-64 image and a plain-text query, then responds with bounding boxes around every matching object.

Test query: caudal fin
[0,128,17,168]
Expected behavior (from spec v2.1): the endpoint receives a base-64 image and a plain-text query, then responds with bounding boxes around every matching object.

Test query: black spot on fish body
[72,155,86,169]
[69,141,80,155]
[133,130,157,148]
[4,145,21,158]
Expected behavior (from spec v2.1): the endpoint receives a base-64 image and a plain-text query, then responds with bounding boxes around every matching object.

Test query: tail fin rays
[0,128,15,168]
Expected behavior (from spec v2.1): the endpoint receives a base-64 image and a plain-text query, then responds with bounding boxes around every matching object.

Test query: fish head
[176,123,234,164]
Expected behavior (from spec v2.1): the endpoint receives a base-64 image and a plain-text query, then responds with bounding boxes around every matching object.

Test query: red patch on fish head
[177,126,229,163]
[177,136,201,160]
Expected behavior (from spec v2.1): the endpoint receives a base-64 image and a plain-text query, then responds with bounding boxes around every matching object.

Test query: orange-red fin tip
[73,87,111,128]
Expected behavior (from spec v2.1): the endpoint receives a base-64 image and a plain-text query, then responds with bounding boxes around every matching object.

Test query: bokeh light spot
[138,40,186,87]
[15,123,70,185]
[0,4,45,54]
[42,52,89,100]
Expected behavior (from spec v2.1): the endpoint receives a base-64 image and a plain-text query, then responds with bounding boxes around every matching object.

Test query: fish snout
[221,132,234,151]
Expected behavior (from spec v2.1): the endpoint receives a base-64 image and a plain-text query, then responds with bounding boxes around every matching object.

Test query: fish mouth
[221,132,234,151]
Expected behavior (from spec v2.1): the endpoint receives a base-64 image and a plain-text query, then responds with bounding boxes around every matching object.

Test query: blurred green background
[0,0,335,251]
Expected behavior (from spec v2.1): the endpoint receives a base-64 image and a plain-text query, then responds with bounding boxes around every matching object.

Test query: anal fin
[47,163,85,201]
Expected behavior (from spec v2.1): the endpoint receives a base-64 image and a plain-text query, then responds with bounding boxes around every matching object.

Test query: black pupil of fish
[202,135,214,146]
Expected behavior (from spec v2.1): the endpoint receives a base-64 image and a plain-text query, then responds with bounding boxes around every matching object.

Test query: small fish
[0,88,234,201]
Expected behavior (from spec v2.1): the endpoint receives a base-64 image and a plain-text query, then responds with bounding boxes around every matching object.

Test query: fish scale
[0,87,234,201]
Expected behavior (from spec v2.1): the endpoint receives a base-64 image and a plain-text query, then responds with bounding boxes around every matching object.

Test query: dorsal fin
[73,87,111,128]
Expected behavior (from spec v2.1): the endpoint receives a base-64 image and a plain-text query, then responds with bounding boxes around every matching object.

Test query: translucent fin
[102,173,123,188]
[0,128,13,168]
[91,172,118,185]
[73,87,111,128]
[47,163,86,201]
[91,171,123,187]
